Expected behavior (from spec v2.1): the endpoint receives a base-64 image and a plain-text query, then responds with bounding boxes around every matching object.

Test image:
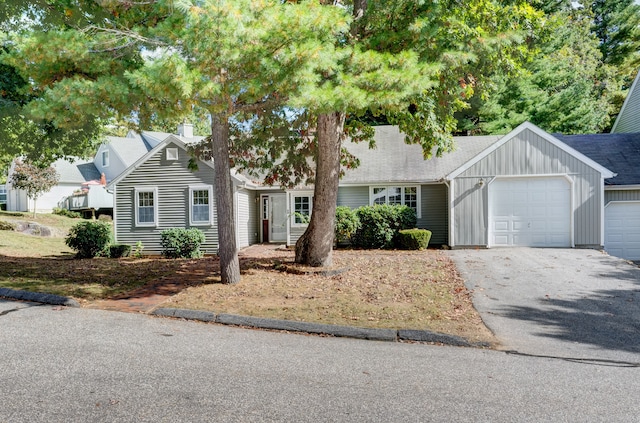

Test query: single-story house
[106,121,639,259]
[4,157,103,213]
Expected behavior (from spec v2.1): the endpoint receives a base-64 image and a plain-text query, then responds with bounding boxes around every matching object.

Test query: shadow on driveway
[448,248,640,357]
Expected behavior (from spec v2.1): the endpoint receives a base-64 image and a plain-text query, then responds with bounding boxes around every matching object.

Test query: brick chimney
[177,122,193,138]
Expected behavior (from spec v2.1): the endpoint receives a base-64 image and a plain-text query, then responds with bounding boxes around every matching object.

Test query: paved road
[448,248,640,363]
[2,299,640,422]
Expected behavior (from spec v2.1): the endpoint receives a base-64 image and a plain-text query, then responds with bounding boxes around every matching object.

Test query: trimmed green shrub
[65,220,113,258]
[109,244,132,258]
[0,220,16,231]
[52,207,82,219]
[352,204,417,249]
[334,206,361,245]
[160,228,205,259]
[397,229,432,250]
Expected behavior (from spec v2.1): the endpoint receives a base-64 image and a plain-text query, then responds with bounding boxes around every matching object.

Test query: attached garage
[604,202,640,260]
[489,177,571,247]
[447,122,614,249]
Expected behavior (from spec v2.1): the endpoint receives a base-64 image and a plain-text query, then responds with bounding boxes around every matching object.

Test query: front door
[261,194,287,243]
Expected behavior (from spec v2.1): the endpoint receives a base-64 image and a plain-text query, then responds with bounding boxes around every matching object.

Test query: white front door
[490,177,571,247]
[270,194,287,243]
[605,201,640,260]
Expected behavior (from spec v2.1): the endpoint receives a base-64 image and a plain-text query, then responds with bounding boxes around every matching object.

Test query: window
[291,192,313,226]
[0,185,6,205]
[166,147,179,161]
[190,186,213,225]
[135,188,158,227]
[370,186,421,217]
[101,150,110,167]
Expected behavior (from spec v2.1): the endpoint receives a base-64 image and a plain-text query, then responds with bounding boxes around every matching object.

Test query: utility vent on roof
[166,147,179,161]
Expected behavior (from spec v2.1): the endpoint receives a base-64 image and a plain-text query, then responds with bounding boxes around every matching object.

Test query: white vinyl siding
[190,186,213,226]
[370,185,421,218]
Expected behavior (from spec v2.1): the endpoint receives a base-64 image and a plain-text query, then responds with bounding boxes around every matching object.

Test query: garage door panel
[490,177,571,247]
[605,202,640,260]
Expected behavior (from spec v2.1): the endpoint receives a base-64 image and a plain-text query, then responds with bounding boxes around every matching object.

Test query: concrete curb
[152,307,487,347]
[0,287,80,308]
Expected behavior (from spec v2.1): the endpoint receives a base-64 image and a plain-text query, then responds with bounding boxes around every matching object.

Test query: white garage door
[605,202,640,260]
[490,177,571,247]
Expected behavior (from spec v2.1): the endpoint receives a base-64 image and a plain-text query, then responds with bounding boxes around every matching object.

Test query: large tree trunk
[295,112,345,267]
[211,113,241,284]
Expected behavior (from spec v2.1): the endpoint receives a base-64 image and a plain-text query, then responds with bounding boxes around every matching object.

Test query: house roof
[340,125,501,184]
[105,136,152,168]
[447,122,615,180]
[52,158,101,184]
[106,135,216,188]
[554,132,640,186]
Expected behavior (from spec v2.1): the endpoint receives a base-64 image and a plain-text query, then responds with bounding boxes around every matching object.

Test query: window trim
[369,185,421,218]
[102,150,110,167]
[134,187,158,227]
[0,185,6,205]
[166,147,179,161]
[189,185,214,226]
[290,191,313,227]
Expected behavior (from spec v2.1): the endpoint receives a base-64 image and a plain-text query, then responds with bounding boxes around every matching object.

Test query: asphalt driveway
[448,248,640,363]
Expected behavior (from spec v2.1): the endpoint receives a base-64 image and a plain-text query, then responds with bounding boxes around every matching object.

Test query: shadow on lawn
[0,251,294,301]
[499,257,640,354]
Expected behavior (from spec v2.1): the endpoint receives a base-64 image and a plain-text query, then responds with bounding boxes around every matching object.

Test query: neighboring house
[4,123,201,215]
[0,184,6,210]
[5,157,103,214]
[555,133,640,260]
[611,70,640,133]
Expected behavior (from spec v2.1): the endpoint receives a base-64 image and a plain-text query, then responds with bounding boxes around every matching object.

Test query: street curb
[152,307,485,347]
[0,287,80,308]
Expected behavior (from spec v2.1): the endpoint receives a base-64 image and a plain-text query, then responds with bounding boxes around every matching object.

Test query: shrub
[396,229,432,250]
[160,228,205,259]
[334,206,360,245]
[0,220,16,231]
[52,207,82,219]
[131,241,145,258]
[109,244,132,258]
[352,204,417,249]
[65,220,113,258]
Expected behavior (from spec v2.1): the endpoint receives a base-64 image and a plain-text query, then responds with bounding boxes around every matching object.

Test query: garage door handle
[528,222,531,228]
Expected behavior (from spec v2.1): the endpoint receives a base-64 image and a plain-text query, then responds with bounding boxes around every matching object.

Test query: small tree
[9,160,59,218]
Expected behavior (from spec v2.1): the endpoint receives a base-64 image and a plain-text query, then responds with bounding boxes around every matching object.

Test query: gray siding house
[107,122,625,258]
[108,135,258,255]
[612,70,640,133]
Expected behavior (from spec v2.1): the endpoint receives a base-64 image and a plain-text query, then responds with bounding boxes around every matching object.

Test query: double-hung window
[190,186,213,226]
[0,185,6,206]
[135,187,158,227]
[291,192,313,226]
[370,185,421,218]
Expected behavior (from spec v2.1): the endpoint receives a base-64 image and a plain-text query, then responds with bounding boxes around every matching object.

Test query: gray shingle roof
[106,136,153,168]
[341,126,501,184]
[52,158,100,183]
[554,133,640,186]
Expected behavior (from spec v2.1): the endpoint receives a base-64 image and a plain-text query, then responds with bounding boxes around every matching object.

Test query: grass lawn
[0,211,495,345]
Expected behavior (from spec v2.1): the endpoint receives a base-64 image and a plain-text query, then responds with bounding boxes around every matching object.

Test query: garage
[489,177,572,247]
[605,202,640,260]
